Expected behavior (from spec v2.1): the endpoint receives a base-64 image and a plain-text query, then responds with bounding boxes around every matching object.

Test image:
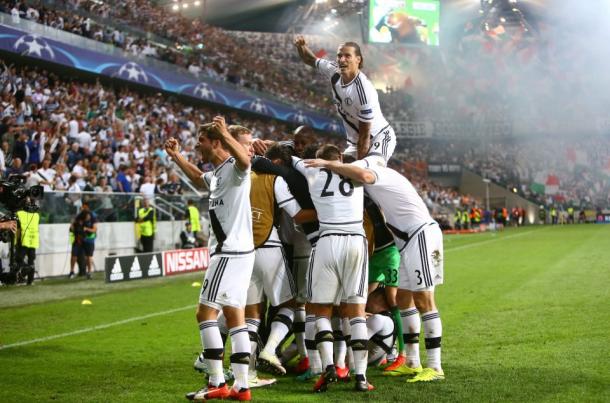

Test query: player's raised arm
[304,159,376,184]
[165,137,206,189]
[213,116,251,171]
[294,35,317,68]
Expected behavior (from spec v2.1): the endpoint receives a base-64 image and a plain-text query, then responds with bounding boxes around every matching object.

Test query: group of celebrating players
[164,36,445,401]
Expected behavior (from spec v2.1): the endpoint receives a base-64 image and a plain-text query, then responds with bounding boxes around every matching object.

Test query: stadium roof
[187,0,305,32]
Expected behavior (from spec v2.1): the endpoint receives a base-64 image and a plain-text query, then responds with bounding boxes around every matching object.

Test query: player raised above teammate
[294,36,396,165]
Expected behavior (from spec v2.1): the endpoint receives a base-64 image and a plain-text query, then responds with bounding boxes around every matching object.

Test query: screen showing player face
[368,0,440,46]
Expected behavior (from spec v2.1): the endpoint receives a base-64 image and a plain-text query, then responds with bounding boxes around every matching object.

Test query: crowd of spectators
[0,59,298,210]
[392,137,610,209]
[0,0,336,112]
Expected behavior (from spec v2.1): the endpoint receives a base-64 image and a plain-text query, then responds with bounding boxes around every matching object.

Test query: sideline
[445,228,542,253]
[0,304,194,351]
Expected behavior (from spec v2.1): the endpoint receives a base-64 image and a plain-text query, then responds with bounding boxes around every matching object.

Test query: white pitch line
[0,304,194,351]
[445,229,542,253]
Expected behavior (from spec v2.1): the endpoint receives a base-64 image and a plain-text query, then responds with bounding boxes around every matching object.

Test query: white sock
[199,320,225,386]
[245,318,260,376]
[341,317,354,371]
[421,310,442,370]
[263,307,293,356]
[349,317,368,378]
[315,316,334,369]
[306,314,321,373]
[229,325,251,390]
[401,307,421,367]
[332,316,346,367]
[294,307,307,357]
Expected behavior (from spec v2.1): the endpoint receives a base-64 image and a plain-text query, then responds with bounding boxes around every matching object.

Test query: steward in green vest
[454,209,462,230]
[138,199,156,252]
[186,199,201,233]
[16,208,40,285]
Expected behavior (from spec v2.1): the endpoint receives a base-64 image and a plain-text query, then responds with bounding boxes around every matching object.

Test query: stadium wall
[460,169,540,224]
[29,221,184,278]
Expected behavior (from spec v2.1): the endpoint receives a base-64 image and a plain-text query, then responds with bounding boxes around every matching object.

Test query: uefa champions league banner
[0,24,343,133]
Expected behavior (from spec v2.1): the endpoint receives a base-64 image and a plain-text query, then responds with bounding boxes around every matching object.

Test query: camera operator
[15,201,40,285]
[68,210,90,279]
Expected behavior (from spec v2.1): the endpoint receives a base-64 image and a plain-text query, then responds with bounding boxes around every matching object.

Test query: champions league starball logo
[324,121,343,134]
[116,62,149,83]
[287,110,313,126]
[248,98,269,114]
[13,34,55,59]
[193,82,216,100]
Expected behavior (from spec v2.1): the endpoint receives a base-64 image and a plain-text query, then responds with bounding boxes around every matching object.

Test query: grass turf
[1,225,609,402]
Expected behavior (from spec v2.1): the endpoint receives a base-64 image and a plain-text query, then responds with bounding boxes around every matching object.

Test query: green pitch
[1,225,609,402]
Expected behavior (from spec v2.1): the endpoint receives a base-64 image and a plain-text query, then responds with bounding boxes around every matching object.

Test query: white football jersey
[353,161,435,239]
[293,157,364,236]
[265,175,302,246]
[202,157,254,256]
[316,58,391,147]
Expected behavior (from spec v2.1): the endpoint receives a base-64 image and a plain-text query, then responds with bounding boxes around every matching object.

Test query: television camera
[0,175,43,285]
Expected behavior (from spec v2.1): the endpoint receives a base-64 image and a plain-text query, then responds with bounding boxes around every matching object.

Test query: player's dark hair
[342,154,356,163]
[302,144,319,159]
[316,144,342,161]
[265,144,293,166]
[341,41,363,69]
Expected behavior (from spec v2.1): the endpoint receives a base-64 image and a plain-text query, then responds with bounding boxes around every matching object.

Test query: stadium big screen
[368,0,440,46]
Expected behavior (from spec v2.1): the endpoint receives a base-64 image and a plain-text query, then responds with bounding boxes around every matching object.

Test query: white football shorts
[199,253,255,310]
[398,223,444,291]
[246,246,296,306]
[306,234,368,305]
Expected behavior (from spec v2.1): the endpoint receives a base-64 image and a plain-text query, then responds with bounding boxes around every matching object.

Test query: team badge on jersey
[431,250,442,268]
[345,97,353,106]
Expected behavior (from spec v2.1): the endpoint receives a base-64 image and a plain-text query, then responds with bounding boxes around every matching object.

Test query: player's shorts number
[415,270,423,285]
[201,279,209,295]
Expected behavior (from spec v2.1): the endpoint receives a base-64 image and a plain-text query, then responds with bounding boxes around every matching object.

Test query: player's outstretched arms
[164,137,206,188]
[304,159,376,184]
[294,35,316,67]
[213,116,251,171]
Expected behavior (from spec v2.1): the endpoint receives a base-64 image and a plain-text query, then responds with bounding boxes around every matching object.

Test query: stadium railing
[38,191,206,224]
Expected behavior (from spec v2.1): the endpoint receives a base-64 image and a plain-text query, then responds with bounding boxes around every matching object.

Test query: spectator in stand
[5,157,23,177]
[139,175,155,200]
[115,164,132,192]
[161,172,181,195]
